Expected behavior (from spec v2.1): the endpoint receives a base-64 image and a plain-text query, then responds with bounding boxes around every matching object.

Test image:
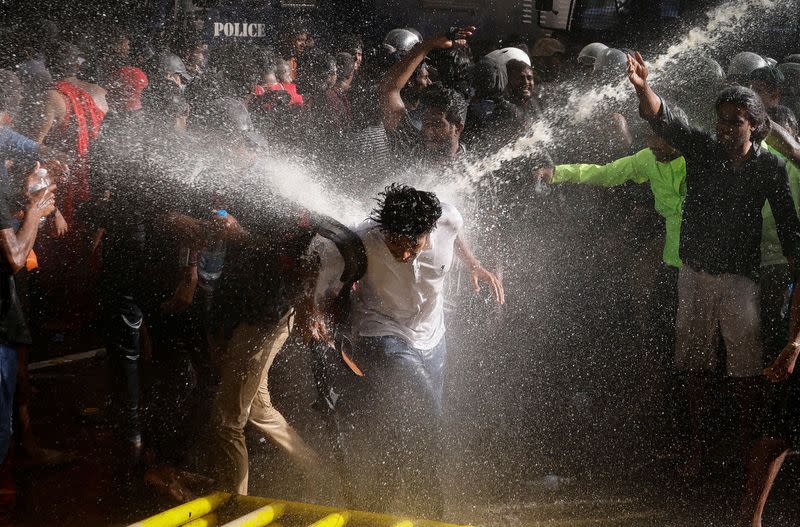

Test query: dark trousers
[0,345,17,463]
[337,335,446,519]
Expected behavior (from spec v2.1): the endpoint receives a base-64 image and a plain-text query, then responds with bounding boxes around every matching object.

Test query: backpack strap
[313,216,367,284]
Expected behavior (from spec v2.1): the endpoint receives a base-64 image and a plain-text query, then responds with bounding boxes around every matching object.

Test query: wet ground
[13,343,800,527]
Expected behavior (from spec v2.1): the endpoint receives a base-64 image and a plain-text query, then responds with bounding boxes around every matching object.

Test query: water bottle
[28,167,50,223]
[198,210,227,289]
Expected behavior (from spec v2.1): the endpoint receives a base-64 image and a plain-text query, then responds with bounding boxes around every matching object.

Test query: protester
[0,69,59,466]
[2,9,800,526]
[627,51,800,477]
[305,184,502,518]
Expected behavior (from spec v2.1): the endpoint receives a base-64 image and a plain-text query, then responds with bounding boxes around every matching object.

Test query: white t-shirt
[311,203,463,349]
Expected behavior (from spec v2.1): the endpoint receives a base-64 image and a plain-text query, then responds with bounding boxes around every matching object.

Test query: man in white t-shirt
[298,184,503,519]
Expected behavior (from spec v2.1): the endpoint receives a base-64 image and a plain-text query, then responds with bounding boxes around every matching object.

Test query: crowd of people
[0,11,799,527]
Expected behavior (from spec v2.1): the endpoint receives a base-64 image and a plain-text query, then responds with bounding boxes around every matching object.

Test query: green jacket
[761,144,800,267]
[554,146,800,269]
[553,148,686,268]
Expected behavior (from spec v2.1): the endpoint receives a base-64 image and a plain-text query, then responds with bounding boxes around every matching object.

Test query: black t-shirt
[0,176,31,346]
[648,99,800,280]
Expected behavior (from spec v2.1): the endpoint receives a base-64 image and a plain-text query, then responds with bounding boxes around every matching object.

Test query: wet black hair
[371,184,442,238]
[46,41,83,79]
[339,34,363,54]
[0,69,21,114]
[420,84,469,126]
[749,66,785,91]
[715,85,770,143]
[141,78,189,124]
[506,58,533,79]
[295,48,336,95]
[335,52,356,81]
[426,46,474,100]
[208,42,267,96]
[768,105,798,134]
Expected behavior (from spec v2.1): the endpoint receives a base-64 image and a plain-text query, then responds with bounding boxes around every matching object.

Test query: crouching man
[302,184,503,519]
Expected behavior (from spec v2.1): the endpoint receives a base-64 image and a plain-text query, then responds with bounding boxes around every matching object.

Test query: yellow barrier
[309,512,350,527]
[219,503,285,527]
[126,492,231,527]
[125,494,470,527]
[184,513,219,527]
[235,496,468,527]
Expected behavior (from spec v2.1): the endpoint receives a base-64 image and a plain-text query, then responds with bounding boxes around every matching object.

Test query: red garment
[253,83,304,107]
[279,83,303,106]
[54,80,105,223]
[107,66,148,111]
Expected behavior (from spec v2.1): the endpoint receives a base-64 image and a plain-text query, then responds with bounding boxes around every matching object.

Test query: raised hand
[426,26,476,50]
[626,51,649,90]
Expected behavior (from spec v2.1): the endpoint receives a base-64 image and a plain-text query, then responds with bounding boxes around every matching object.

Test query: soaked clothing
[338,335,446,518]
[349,203,463,350]
[0,127,39,179]
[675,264,763,378]
[646,99,800,281]
[52,80,106,224]
[0,134,35,347]
[760,145,800,266]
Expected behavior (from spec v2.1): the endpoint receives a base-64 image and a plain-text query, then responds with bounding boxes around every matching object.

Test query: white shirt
[310,203,463,349]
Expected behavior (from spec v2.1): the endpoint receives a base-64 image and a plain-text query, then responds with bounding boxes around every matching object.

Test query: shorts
[675,265,763,378]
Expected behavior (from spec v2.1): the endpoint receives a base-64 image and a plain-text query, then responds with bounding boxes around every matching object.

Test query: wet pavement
[14,347,800,527]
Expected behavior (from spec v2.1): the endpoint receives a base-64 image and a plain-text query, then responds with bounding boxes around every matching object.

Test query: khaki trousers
[211,312,323,494]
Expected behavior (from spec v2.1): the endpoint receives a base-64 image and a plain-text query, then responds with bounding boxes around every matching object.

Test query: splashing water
[425,0,785,204]
[135,0,785,229]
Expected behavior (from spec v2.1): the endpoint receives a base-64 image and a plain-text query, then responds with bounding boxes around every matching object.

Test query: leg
[674,266,720,476]
[247,315,326,475]
[738,437,789,527]
[0,345,18,464]
[732,377,766,467]
[104,297,144,453]
[720,273,766,466]
[338,336,422,514]
[685,371,714,476]
[211,316,287,494]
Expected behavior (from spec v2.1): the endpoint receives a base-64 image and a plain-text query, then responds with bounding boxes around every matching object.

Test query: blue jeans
[338,335,447,519]
[0,344,17,463]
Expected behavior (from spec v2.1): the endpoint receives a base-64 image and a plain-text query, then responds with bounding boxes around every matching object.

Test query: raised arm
[626,52,661,119]
[0,165,56,273]
[766,120,800,165]
[379,26,474,131]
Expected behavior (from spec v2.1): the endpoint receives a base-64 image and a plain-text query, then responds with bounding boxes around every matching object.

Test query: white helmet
[727,51,768,78]
[486,47,531,69]
[593,48,628,74]
[383,28,421,53]
[578,42,609,67]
